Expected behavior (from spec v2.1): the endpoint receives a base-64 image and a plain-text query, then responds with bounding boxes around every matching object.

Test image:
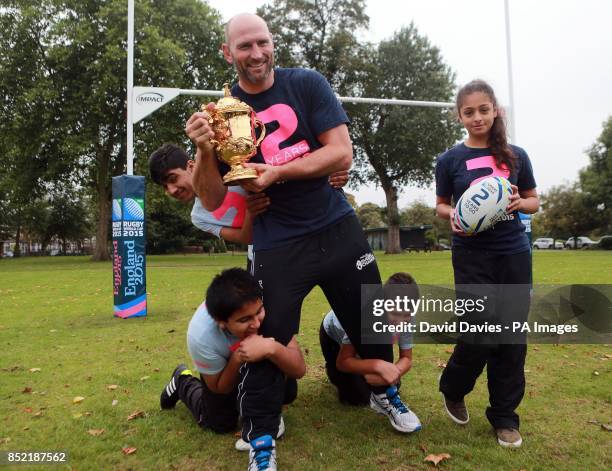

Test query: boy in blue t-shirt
[319,272,421,433]
[160,268,305,447]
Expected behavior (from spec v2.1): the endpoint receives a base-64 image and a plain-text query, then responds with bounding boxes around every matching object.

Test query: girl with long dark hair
[435,79,539,448]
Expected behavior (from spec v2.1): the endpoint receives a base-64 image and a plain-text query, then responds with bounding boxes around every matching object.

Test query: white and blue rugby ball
[453,176,513,234]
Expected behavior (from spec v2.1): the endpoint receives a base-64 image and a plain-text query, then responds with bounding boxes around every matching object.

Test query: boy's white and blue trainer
[370,385,422,433]
[236,416,285,451]
[247,435,276,471]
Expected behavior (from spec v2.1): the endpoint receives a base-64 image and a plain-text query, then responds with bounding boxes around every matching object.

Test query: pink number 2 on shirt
[257,104,311,166]
[466,155,510,186]
[211,191,246,228]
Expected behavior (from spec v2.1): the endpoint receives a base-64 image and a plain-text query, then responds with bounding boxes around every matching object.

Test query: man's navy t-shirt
[227,68,354,251]
[435,143,537,254]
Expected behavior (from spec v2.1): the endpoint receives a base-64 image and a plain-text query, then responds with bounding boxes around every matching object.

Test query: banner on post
[112,175,147,318]
[519,212,532,245]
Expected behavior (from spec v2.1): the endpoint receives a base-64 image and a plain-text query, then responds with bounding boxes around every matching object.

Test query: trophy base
[223,166,258,186]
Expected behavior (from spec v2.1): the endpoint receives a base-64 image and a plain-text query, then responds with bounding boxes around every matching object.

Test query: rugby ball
[453,176,513,234]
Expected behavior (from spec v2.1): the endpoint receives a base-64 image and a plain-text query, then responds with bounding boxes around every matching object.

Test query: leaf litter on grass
[127,410,145,421]
[424,453,451,467]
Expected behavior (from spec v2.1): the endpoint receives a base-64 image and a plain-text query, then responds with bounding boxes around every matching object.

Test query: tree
[146,184,202,254]
[356,202,386,229]
[1,188,93,256]
[259,3,461,253]
[22,199,54,255]
[258,0,369,94]
[530,212,548,240]
[54,0,230,260]
[0,194,54,256]
[1,0,229,261]
[400,200,434,226]
[0,2,68,256]
[347,25,462,253]
[343,192,358,210]
[538,183,600,247]
[46,190,92,254]
[400,200,450,247]
[0,186,12,241]
[580,116,612,233]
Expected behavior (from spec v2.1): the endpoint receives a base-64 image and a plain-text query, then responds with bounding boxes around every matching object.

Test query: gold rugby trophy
[205,84,266,186]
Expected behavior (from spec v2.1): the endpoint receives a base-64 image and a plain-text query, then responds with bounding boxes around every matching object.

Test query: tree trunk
[91,109,124,262]
[92,152,111,261]
[92,187,110,260]
[382,183,401,254]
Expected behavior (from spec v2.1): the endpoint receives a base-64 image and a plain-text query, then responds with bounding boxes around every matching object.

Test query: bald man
[185,14,411,471]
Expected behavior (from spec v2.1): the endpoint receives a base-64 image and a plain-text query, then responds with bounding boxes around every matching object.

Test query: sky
[206,0,612,208]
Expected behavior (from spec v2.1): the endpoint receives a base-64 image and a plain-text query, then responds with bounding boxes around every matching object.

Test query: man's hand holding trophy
[202,84,266,186]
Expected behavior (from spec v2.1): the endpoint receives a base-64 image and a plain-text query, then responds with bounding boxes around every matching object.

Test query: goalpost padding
[112,175,147,318]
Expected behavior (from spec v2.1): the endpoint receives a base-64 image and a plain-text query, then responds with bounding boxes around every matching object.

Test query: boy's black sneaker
[160,364,191,409]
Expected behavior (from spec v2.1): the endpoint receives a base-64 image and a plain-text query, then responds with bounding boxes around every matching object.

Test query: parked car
[594,235,612,250]
[554,240,564,249]
[564,236,597,249]
[533,238,554,249]
[1,250,14,258]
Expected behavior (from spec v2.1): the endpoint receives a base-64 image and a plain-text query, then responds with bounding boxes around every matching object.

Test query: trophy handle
[253,117,266,146]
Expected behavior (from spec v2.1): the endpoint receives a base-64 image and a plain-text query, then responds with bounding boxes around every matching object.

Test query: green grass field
[0,251,610,470]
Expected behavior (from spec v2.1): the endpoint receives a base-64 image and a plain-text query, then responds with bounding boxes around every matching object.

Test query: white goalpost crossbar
[127,85,455,171]
[126,0,516,173]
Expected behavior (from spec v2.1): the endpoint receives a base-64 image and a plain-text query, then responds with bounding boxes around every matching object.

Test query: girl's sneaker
[496,428,522,448]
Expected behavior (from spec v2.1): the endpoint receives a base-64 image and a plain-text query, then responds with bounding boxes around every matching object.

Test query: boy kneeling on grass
[160,268,305,455]
[319,272,421,433]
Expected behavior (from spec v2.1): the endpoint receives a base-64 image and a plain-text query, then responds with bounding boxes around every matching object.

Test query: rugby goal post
[116,0,518,319]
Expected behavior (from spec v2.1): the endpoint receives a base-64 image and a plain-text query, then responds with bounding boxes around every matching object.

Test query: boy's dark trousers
[319,321,371,406]
[178,375,238,433]
[178,374,298,433]
[240,215,393,441]
[439,247,531,430]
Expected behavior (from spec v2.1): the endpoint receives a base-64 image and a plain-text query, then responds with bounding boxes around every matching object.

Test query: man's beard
[235,54,275,85]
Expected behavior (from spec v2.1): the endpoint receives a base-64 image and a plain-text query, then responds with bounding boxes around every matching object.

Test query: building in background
[364,225,433,252]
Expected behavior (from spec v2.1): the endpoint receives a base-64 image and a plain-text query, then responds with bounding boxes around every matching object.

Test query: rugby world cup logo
[112,199,122,222]
[123,198,144,221]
